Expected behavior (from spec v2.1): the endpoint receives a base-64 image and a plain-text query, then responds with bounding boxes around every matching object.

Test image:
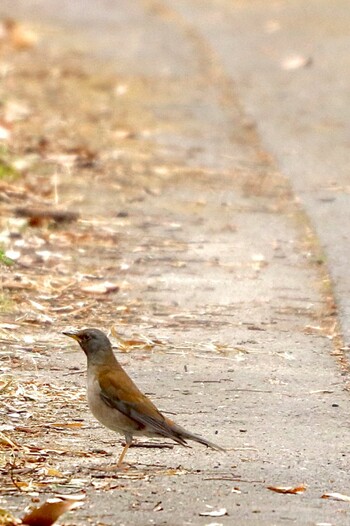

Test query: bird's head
[63,328,114,365]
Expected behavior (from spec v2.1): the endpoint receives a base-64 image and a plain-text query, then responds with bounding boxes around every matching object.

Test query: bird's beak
[63,330,81,342]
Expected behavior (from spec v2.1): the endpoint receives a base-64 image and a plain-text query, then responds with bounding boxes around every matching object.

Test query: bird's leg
[117,434,133,467]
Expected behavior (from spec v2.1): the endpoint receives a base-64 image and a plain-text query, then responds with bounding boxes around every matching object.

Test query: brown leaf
[322,492,350,502]
[47,422,83,429]
[267,484,306,495]
[22,495,85,526]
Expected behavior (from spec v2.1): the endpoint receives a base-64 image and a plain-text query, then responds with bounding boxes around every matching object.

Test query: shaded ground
[0,8,349,526]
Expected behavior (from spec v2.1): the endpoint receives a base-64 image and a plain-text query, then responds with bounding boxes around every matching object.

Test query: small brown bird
[63,328,224,466]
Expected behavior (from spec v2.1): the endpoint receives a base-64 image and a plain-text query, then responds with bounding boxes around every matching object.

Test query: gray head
[63,328,115,365]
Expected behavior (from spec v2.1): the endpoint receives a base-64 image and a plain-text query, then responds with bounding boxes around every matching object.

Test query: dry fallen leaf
[251,253,268,270]
[45,468,65,478]
[231,487,241,494]
[114,128,134,140]
[0,123,11,141]
[281,55,312,70]
[110,327,166,353]
[81,281,120,294]
[321,492,350,502]
[5,101,31,122]
[5,19,38,49]
[0,431,19,449]
[0,378,12,393]
[199,508,228,517]
[267,484,306,495]
[47,422,83,429]
[22,494,85,526]
[28,300,46,312]
[0,508,20,526]
[0,323,20,329]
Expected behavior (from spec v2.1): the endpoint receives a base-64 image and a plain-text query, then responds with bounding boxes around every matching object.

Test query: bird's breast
[86,369,139,436]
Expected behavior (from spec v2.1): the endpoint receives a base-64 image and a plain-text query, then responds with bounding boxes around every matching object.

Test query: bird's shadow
[127,441,175,450]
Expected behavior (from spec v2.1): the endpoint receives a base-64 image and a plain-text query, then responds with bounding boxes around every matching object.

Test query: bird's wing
[98,369,187,444]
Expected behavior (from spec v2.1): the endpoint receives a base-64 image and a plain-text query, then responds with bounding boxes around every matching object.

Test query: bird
[63,327,224,466]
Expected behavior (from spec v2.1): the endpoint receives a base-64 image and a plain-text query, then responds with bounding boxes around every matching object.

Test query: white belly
[86,371,134,437]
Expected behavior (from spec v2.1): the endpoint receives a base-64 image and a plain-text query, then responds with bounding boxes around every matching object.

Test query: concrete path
[1,1,349,525]
[166,0,350,344]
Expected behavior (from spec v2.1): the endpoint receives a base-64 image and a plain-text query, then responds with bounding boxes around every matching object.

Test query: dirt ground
[1,14,350,526]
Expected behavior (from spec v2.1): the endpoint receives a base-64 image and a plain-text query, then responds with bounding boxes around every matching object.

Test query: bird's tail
[168,420,225,451]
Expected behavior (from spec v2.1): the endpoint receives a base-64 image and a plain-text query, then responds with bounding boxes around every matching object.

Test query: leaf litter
[0,26,246,522]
